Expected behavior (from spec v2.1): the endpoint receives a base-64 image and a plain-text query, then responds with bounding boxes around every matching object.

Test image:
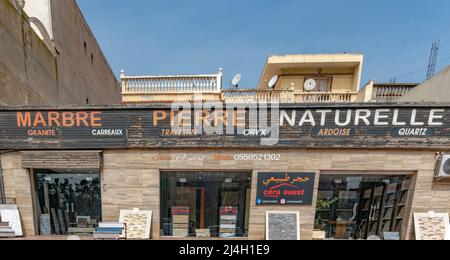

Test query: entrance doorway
[33,169,102,235]
[160,171,252,238]
[314,174,413,240]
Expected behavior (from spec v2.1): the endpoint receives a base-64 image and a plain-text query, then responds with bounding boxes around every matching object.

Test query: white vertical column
[120,70,126,93]
[217,67,223,92]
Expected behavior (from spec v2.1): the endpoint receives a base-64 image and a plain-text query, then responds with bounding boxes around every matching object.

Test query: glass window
[314,174,411,240]
[34,169,102,236]
[161,171,252,238]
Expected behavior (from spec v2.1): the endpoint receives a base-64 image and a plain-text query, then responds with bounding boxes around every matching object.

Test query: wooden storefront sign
[0,104,449,150]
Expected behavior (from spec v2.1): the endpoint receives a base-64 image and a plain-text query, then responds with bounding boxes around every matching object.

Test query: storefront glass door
[161,171,252,238]
[34,169,102,235]
[314,174,412,240]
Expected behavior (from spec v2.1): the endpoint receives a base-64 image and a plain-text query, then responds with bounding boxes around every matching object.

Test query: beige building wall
[276,74,354,93]
[0,0,120,106]
[399,65,450,103]
[259,54,363,93]
[332,76,354,91]
[277,76,305,91]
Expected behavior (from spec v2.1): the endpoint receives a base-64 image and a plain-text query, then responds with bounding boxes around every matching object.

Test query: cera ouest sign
[0,103,449,149]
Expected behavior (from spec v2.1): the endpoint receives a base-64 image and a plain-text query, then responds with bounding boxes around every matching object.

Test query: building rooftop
[258,53,364,91]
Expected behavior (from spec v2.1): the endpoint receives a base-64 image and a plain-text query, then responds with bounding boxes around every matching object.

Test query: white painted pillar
[217,67,223,92]
[120,70,126,93]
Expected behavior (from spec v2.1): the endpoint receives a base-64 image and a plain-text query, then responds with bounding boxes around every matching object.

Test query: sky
[77,0,450,89]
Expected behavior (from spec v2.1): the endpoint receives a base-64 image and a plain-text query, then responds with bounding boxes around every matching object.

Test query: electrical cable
[387,54,450,82]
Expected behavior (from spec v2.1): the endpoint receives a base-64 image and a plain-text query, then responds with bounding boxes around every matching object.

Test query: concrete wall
[23,0,53,39]
[0,0,120,106]
[0,0,57,105]
[50,0,120,105]
[399,66,450,103]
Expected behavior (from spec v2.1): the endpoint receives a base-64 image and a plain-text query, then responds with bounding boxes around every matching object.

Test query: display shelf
[377,183,398,234]
[219,206,238,238]
[382,221,391,232]
[390,179,410,239]
[172,206,189,237]
[316,177,411,240]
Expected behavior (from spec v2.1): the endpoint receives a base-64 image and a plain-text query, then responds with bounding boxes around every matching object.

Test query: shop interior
[160,171,252,238]
[314,174,412,240]
[33,169,102,236]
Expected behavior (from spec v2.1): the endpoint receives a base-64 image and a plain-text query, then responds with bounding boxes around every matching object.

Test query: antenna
[426,40,440,80]
[268,75,279,89]
[231,74,242,89]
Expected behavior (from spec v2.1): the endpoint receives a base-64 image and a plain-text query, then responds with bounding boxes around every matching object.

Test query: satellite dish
[304,79,317,91]
[268,75,279,89]
[232,74,242,88]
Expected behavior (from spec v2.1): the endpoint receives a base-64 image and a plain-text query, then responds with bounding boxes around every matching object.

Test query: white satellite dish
[268,75,279,89]
[232,74,242,88]
[304,79,317,91]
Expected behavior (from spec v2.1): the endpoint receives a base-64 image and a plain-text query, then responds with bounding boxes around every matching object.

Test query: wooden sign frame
[266,211,300,240]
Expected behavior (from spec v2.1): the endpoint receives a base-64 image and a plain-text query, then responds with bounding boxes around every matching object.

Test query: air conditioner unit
[435,154,450,179]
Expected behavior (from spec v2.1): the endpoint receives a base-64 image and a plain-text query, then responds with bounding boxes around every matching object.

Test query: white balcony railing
[121,69,222,94]
[371,84,418,102]
[295,92,358,103]
[221,90,358,103]
[121,70,358,104]
[222,90,287,103]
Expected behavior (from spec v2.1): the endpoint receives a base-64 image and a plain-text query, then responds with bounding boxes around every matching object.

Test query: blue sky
[77,0,450,88]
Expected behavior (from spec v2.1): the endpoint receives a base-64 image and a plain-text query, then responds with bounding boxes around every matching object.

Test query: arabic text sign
[256,172,315,206]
